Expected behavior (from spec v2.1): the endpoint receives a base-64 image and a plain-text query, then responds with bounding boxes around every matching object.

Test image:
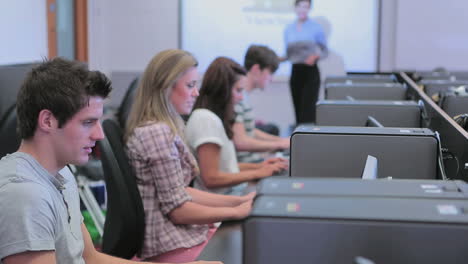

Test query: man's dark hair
[17,57,112,139]
[192,57,246,139]
[244,45,279,73]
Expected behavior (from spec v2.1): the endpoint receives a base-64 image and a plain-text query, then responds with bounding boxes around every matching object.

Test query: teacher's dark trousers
[289,63,321,124]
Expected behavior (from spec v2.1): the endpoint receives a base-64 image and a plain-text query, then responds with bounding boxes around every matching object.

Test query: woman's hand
[232,199,254,219]
[239,191,256,203]
[255,162,288,179]
[305,54,319,65]
[262,157,288,167]
[277,138,290,150]
[278,56,288,62]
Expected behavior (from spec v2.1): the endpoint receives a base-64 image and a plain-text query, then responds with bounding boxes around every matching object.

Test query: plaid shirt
[126,122,209,258]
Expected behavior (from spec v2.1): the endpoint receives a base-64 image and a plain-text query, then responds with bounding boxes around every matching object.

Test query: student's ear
[251,64,261,74]
[37,109,59,132]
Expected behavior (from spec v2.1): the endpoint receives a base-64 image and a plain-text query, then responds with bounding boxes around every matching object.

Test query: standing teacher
[283,0,328,124]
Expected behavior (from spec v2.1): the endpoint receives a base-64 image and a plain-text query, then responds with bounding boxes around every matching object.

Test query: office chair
[0,104,21,159]
[99,118,145,259]
[117,77,139,128]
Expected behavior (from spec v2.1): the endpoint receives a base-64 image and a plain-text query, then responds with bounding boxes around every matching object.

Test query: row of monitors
[316,73,466,180]
[243,74,466,264]
[307,75,436,180]
[321,74,419,128]
[401,73,468,181]
[414,70,468,82]
[204,74,467,264]
[418,79,468,119]
[324,74,467,119]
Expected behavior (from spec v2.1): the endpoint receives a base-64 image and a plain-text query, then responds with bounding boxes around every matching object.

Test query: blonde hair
[125,49,198,141]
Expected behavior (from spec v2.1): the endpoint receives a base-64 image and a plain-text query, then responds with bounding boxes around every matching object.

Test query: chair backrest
[98,118,145,259]
[0,104,21,159]
[117,77,139,128]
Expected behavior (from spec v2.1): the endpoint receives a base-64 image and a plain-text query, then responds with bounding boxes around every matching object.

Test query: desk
[197,221,242,264]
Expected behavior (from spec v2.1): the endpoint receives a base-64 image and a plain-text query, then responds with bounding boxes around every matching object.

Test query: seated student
[0,57,219,264]
[125,50,254,263]
[185,57,288,195]
[233,45,290,163]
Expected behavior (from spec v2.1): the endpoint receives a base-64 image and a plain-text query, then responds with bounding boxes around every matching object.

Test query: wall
[394,0,468,71]
[88,0,179,107]
[0,0,47,65]
[3,1,465,133]
[379,0,397,71]
[88,0,402,74]
[3,1,467,77]
[88,0,179,75]
[88,0,391,132]
[90,0,468,133]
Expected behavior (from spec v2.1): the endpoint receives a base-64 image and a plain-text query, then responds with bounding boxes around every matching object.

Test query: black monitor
[0,62,39,117]
[290,126,438,179]
[316,100,421,127]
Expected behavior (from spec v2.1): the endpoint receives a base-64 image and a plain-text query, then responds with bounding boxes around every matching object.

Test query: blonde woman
[125,50,254,263]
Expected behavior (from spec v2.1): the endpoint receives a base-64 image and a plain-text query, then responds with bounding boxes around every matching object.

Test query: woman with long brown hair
[185,57,287,195]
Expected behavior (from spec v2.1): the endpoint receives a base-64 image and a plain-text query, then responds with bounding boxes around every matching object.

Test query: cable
[441,148,460,179]
[435,132,449,180]
[418,100,431,128]
[454,114,468,131]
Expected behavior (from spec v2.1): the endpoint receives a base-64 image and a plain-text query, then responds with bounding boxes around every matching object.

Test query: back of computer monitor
[325,83,406,100]
[316,100,421,127]
[290,127,438,179]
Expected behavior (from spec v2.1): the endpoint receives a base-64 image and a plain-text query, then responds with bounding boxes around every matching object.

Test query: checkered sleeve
[138,124,192,215]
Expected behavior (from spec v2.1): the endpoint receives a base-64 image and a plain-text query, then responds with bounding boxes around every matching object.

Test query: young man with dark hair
[0,58,218,264]
[233,45,290,163]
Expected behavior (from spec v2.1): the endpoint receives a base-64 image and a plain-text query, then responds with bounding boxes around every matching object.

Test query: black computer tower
[244,195,468,264]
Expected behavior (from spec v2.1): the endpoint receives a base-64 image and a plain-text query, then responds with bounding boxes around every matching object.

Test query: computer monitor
[325,74,397,85]
[0,62,39,118]
[325,83,406,100]
[316,100,421,127]
[290,126,438,179]
[361,155,378,180]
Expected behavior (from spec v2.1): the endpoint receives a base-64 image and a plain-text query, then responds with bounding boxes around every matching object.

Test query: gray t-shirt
[0,152,85,264]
